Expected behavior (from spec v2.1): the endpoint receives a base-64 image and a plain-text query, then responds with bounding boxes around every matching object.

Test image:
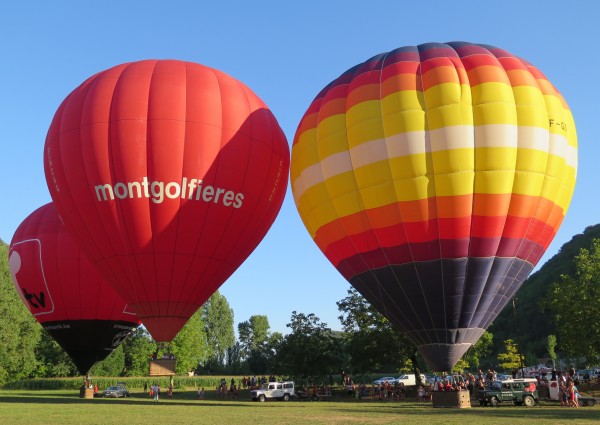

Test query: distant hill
[488,224,600,361]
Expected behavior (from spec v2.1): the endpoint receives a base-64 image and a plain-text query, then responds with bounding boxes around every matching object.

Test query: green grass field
[0,389,598,425]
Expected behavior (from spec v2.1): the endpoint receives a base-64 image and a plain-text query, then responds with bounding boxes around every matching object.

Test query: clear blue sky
[1,1,598,335]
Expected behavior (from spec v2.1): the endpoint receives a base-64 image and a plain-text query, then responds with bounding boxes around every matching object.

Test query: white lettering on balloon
[94,177,244,209]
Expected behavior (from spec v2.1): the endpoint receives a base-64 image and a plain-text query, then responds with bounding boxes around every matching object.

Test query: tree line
[1,228,599,385]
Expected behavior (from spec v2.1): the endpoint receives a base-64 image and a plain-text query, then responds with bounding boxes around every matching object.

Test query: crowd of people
[210,376,284,400]
[239,375,279,389]
[144,382,174,401]
[142,376,275,402]
[134,366,594,405]
[329,366,595,405]
[559,380,580,408]
[337,372,409,401]
[215,378,239,399]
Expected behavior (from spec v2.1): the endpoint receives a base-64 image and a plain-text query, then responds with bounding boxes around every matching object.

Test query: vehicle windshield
[490,381,502,390]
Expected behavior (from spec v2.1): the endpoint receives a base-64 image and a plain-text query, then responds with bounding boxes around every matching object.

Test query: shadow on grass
[326,401,600,421]
[1,392,598,423]
[0,392,306,409]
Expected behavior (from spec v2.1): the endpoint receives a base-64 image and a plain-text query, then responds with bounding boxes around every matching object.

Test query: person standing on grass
[417,386,425,402]
[569,381,579,408]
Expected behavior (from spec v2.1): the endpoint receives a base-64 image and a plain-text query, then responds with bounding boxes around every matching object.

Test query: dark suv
[478,378,538,407]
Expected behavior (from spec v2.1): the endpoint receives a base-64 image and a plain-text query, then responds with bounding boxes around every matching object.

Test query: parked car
[478,378,538,407]
[103,385,129,398]
[425,375,438,385]
[250,381,295,402]
[372,377,399,385]
[576,369,599,382]
[397,374,426,387]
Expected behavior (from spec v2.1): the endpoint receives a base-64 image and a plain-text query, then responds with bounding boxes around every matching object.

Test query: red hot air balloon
[44,60,289,342]
[9,203,140,375]
[291,42,577,371]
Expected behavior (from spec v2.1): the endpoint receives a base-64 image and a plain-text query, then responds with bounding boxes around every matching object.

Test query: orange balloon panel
[9,203,140,374]
[44,60,289,341]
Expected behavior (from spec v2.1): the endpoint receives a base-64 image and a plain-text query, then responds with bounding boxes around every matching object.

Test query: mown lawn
[0,389,598,425]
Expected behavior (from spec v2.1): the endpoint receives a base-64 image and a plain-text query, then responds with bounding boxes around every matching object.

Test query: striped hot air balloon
[291,42,577,371]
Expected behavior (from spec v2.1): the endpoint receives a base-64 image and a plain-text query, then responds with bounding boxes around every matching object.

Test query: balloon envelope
[291,42,577,370]
[9,203,140,374]
[44,60,289,341]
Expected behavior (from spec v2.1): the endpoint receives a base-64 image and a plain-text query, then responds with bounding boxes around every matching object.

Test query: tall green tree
[547,334,557,369]
[238,314,276,374]
[274,311,346,379]
[490,224,600,360]
[463,331,493,370]
[545,239,600,364]
[246,331,283,375]
[122,327,155,376]
[33,329,77,377]
[121,310,210,376]
[202,291,235,367]
[226,342,244,374]
[238,315,270,358]
[337,288,415,374]
[171,309,210,374]
[497,339,521,371]
[0,243,42,383]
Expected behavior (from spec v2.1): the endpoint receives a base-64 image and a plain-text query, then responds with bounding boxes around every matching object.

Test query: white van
[397,374,426,387]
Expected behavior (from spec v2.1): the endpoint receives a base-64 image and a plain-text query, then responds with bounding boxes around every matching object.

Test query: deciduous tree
[238,315,270,357]
[497,339,521,371]
[463,331,493,370]
[122,327,155,376]
[547,334,557,370]
[546,239,600,364]
[90,345,125,376]
[171,309,210,374]
[238,315,277,373]
[274,311,345,379]
[0,243,42,383]
[202,291,235,367]
[337,288,415,374]
[33,330,77,377]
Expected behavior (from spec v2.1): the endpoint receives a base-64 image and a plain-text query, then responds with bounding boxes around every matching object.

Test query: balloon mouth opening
[141,316,191,342]
[415,327,485,371]
[418,343,473,372]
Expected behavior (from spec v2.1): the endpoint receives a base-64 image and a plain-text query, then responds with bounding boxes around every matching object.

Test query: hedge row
[2,373,391,391]
[3,376,246,391]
